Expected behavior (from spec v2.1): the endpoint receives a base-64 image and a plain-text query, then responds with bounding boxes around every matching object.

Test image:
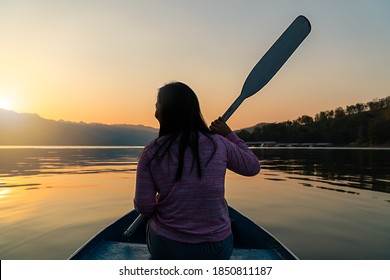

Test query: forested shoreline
[237,96,390,146]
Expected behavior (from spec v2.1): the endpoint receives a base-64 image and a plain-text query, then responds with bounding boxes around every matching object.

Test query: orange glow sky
[0,1,389,130]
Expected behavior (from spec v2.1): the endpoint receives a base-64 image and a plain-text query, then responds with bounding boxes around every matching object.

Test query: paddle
[123,213,147,238]
[221,15,311,121]
[123,15,311,238]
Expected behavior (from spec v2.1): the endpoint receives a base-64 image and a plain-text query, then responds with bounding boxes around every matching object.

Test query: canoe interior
[70,207,297,260]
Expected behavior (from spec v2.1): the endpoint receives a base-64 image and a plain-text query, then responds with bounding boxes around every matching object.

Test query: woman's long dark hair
[150,82,215,181]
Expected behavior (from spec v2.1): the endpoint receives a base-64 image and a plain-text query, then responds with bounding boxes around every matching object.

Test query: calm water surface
[0,146,389,259]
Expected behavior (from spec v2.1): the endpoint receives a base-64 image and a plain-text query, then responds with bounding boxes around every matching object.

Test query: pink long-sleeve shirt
[134,132,260,243]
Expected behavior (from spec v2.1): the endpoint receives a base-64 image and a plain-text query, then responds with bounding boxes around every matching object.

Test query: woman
[134,82,260,259]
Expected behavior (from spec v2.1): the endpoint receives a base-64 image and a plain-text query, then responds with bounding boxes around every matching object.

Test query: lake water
[0,146,389,260]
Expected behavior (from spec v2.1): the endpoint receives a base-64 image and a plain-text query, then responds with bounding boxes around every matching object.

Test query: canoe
[69,206,298,260]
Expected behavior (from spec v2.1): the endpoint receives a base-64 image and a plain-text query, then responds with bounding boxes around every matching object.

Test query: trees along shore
[237,96,390,147]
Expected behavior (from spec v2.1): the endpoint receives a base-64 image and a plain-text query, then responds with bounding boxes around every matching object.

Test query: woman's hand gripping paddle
[124,15,311,239]
[221,15,311,121]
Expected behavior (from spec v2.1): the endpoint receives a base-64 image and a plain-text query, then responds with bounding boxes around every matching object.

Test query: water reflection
[1,147,390,195]
[1,146,389,260]
[0,147,142,186]
[253,148,390,194]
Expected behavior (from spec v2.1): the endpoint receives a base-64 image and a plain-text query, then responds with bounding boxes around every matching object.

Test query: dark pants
[146,224,233,260]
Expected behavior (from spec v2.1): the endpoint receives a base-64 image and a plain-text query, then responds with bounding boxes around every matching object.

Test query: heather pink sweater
[134,132,260,243]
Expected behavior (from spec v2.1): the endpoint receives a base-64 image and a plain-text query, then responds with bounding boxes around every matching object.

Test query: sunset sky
[0,0,389,130]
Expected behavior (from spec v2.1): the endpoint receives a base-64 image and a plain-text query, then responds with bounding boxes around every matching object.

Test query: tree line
[237,96,390,146]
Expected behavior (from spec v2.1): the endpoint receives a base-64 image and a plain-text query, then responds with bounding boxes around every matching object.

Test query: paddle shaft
[123,213,148,238]
[221,96,245,122]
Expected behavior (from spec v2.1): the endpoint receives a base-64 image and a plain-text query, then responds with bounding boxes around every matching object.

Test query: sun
[0,97,12,110]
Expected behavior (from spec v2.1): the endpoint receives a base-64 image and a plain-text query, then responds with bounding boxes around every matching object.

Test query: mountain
[0,109,158,146]
[237,123,270,133]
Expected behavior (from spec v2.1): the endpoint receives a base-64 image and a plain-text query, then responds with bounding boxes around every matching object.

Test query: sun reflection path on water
[0,189,10,198]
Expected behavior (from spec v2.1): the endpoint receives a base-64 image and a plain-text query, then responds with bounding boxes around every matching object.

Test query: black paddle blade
[222,15,311,121]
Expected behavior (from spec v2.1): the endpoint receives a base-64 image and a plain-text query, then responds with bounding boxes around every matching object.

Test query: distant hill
[0,109,158,146]
[236,96,390,146]
[238,123,270,133]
